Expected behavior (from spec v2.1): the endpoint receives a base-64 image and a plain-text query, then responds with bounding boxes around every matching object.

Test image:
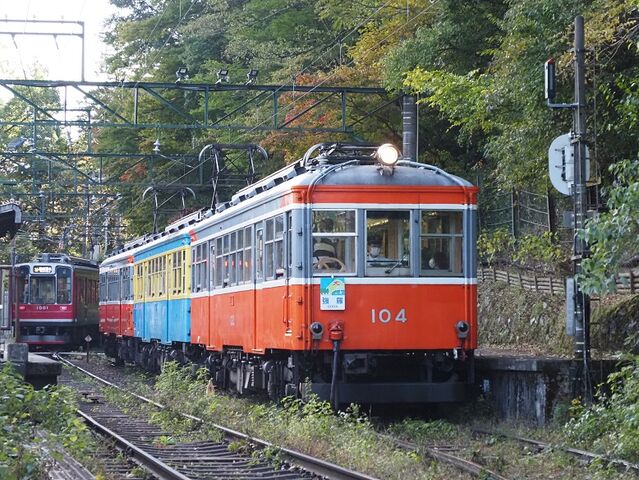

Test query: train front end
[298,144,478,404]
[16,253,98,347]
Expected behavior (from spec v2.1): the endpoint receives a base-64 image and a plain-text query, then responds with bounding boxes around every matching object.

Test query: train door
[253,224,264,351]
[284,211,294,337]
[255,215,286,350]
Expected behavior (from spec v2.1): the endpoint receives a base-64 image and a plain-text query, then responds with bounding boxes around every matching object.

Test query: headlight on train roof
[376,143,400,166]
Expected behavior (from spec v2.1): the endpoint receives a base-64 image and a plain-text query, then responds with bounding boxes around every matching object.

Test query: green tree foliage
[579,158,639,294]
[94,0,639,276]
[566,357,639,462]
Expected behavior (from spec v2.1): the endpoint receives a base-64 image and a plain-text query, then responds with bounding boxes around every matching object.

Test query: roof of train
[103,144,475,263]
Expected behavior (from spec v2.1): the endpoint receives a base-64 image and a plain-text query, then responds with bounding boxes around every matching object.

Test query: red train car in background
[16,253,99,347]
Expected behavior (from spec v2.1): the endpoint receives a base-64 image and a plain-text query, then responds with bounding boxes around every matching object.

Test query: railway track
[382,425,639,480]
[384,435,511,480]
[54,354,506,480]
[55,354,380,480]
[472,428,639,476]
[56,354,638,480]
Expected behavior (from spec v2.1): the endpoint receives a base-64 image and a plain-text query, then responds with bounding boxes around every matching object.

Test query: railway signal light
[544,59,556,102]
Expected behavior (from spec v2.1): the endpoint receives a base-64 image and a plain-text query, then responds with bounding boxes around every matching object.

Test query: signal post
[545,16,592,404]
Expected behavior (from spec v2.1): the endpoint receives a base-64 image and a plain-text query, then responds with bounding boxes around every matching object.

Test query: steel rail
[56,354,379,480]
[473,428,639,475]
[385,435,511,480]
[77,409,191,480]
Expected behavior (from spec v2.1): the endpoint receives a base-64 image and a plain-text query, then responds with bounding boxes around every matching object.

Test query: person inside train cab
[429,251,449,270]
[313,217,347,271]
[313,238,337,258]
[367,240,387,262]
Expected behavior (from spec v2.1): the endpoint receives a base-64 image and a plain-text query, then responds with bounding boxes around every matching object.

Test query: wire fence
[478,187,581,245]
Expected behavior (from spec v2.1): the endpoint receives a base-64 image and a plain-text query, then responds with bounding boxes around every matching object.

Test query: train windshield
[29,276,56,304]
[312,210,356,273]
[420,211,463,276]
[365,210,411,276]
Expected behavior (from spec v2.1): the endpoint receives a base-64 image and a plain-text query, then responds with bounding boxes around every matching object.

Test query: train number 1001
[371,308,407,324]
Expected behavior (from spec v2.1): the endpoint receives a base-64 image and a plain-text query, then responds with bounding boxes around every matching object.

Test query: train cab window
[312,210,356,274]
[365,210,411,277]
[420,211,463,276]
[30,276,55,304]
[56,266,72,304]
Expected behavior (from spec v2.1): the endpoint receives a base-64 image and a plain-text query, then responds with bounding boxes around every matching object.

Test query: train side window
[190,248,196,292]
[17,266,29,303]
[172,250,180,295]
[198,245,205,292]
[420,211,463,276]
[236,230,244,284]
[243,226,252,283]
[191,245,207,293]
[256,227,264,281]
[182,249,188,294]
[160,255,167,297]
[99,273,107,302]
[215,237,223,287]
[149,259,154,297]
[55,266,72,304]
[136,263,145,300]
[122,267,130,301]
[264,215,285,280]
[365,210,411,277]
[265,219,274,279]
[312,210,356,274]
[230,232,237,285]
[208,240,216,290]
[274,215,284,279]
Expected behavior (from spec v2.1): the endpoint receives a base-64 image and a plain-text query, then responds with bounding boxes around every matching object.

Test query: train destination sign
[33,265,53,273]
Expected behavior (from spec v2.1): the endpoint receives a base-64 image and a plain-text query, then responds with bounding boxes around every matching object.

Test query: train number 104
[371,308,407,324]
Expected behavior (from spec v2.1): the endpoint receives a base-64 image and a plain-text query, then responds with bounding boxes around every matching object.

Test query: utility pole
[572,16,592,405]
[545,15,592,404]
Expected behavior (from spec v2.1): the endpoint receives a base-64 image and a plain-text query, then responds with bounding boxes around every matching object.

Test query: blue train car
[132,233,192,351]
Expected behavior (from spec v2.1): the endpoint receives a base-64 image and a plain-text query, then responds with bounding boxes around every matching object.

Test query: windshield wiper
[384,256,408,275]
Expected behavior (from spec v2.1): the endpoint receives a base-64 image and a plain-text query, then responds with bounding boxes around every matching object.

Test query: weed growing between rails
[0,364,93,480]
[151,362,460,480]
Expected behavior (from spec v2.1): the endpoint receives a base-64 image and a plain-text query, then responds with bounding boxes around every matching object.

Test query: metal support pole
[11,237,19,343]
[572,15,592,404]
[402,95,417,162]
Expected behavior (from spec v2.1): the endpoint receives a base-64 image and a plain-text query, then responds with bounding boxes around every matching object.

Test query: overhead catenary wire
[130,1,440,213]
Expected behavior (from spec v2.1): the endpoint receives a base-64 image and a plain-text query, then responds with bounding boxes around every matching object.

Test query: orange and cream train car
[100,143,478,405]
